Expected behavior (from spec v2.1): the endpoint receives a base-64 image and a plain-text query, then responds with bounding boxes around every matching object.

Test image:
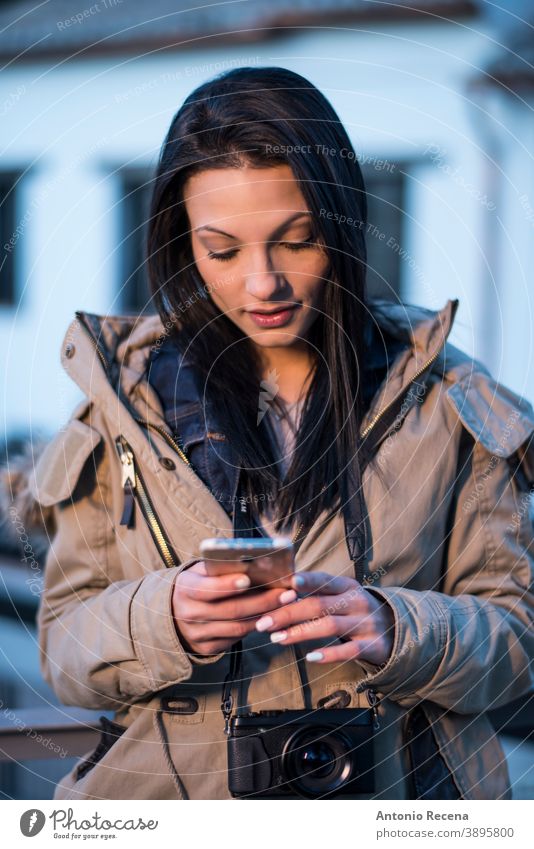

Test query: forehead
[183,164,310,226]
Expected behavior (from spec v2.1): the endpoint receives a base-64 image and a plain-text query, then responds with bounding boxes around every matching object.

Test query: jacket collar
[360,297,459,433]
[61,298,460,439]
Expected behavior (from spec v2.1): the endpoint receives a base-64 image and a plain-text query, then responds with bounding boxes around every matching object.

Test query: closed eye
[206,249,238,262]
[207,237,317,262]
[281,238,317,251]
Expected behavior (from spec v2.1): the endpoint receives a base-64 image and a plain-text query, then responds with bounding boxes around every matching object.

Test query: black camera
[227,707,375,799]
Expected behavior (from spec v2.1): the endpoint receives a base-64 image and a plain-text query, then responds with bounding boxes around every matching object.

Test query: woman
[30,66,534,800]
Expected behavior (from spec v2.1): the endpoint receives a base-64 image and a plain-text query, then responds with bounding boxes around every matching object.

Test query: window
[118,168,155,315]
[362,161,406,301]
[0,171,19,307]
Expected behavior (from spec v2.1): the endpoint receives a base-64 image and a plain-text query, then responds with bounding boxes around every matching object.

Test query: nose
[244,245,285,301]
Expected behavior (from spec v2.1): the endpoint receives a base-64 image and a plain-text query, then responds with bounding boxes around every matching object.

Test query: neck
[257,343,315,406]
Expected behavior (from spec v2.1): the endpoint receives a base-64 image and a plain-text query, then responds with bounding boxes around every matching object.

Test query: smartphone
[199,536,294,590]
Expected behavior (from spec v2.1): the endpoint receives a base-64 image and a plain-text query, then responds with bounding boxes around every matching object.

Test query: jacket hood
[69,298,461,413]
[74,297,459,375]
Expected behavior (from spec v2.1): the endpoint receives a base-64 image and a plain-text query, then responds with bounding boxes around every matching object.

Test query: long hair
[147,66,368,536]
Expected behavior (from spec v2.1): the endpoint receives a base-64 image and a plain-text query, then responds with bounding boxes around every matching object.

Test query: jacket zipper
[133,418,191,467]
[115,436,178,570]
[291,483,327,546]
[73,313,189,466]
[75,311,109,374]
[360,344,440,440]
[74,314,197,567]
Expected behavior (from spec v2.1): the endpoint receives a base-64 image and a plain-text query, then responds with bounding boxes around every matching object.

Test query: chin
[252,336,298,347]
[246,328,304,345]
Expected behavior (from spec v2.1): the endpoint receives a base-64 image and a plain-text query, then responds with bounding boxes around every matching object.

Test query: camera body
[227,707,375,799]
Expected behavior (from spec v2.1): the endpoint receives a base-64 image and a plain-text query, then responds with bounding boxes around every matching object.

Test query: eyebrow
[194,211,313,240]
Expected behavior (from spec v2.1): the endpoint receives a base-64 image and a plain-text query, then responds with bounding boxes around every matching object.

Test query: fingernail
[294,574,306,588]
[271,631,287,643]
[306,651,324,662]
[279,589,297,604]
[255,615,273,632]
[234,575,251,589]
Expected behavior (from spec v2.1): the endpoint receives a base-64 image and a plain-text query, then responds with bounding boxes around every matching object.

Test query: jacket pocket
[404,705,462,799]
[29,414,102,506]
[74,715,127,781]
[418,703,511,799]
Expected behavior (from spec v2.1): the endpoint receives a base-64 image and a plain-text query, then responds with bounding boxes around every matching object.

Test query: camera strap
[221,361,437,731]
[221,638,243,734]
[342,358,437,581]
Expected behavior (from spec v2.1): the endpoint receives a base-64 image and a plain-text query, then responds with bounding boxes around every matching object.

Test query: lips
[246,306,295,314]
[247,304,300,328]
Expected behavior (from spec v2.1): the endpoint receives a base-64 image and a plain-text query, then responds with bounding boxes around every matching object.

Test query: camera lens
[282,727,352,798]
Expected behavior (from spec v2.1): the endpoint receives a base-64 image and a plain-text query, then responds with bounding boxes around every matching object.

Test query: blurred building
[0,0,533,799]
[0,0,533,437]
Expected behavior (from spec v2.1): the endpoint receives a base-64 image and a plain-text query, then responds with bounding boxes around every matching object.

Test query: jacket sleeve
[34,404,214,711]
[357,374,534,715]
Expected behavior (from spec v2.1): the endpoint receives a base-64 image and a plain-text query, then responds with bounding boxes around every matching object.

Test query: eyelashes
[206,239,318,262]
[206,249,237,262]
[282,239,317,252]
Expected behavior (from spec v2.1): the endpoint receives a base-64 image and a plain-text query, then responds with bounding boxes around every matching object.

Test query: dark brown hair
[147,65,369,535]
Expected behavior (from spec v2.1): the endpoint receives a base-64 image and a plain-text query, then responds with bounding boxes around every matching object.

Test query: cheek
[286,251,330,291]
[300,273,327,310]
[201,267,241,315]
[193,252,237,304]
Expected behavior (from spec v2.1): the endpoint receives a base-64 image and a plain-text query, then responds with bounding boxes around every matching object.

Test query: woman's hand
[172,560,297,656]
[254,571,395,666]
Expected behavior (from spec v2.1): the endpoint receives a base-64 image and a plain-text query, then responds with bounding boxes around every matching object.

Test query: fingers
[291,571,358,597]
[255,597,319,633]
[183,627,388,663]
[253,586,390,663]
[186,637,239,656]
[182,616,264,644]
[260,612,383,648]
[304,638,382,664]
[182,566,359,605]
[261,614,355,646]
[178,561,258,601]
[255,592,355,634]
[209,587,298,621]
[183,587,298,624]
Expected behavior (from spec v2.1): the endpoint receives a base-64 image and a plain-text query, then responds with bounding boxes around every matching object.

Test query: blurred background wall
[0,0,533,799]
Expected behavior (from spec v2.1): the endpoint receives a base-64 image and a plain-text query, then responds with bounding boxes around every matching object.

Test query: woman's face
[183,164,330,350]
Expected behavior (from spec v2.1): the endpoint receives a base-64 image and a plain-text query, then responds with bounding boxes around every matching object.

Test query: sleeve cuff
[355,586,448,699]
[187,650,227,665]
[130,566,195,689]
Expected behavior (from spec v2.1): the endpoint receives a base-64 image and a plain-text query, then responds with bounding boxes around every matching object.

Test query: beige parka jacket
[29,297,534,800]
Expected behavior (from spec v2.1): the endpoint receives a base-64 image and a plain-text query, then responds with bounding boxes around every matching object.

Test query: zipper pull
[366,688,381,730]
[120,480,136,528]
[116,439,136,529]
